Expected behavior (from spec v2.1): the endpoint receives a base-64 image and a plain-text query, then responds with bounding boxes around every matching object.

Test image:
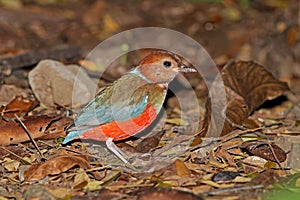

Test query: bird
[62,50,196,163]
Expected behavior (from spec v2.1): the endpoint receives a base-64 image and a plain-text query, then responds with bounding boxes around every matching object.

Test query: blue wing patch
[70,95,149,131]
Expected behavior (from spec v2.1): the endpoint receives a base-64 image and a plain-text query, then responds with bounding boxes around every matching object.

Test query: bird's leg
[105,137,128,164]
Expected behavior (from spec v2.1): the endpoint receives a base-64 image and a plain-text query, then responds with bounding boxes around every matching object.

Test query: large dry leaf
[0,115,72,145]
[197,61,289,139]
[24,155,94,181]
[222,61,289,112]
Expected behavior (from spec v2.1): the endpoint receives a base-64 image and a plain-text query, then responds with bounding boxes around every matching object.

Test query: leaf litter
[1,58,295,199]
[0,1,300,199]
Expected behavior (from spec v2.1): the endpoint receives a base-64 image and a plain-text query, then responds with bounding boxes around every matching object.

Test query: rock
[28,59,96,107]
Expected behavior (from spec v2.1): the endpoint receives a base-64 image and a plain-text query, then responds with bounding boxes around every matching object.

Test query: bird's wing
[68,74,152,132]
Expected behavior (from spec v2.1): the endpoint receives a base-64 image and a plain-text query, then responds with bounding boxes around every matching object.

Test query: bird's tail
[62,130,85,144]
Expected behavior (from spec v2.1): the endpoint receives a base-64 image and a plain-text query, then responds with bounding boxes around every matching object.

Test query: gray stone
[28,59,96,107]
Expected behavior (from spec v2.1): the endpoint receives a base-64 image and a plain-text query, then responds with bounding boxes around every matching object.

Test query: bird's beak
[177,64,197,73]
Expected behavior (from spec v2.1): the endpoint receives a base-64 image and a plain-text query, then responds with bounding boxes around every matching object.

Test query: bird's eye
[163,61,172,68]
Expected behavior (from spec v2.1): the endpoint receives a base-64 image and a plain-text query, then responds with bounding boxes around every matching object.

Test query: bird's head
[137,51,196,84]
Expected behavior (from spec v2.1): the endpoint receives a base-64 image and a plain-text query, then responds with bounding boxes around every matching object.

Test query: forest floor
[0,0,300,199]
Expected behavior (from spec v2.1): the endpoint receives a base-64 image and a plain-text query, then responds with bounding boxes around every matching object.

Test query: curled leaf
[199,61,289,139]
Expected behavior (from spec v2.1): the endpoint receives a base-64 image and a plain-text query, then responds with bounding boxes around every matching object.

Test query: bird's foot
[105,138,137,170]
[106,138,129,164]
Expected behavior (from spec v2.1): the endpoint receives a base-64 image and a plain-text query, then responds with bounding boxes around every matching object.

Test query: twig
[62,166,111,179]
[219,127,262,144]
[190,128,264,152]
[105,183,155,189]
[267,142,283,169]
[241,160,265,170]
[190,138,220,151]
[85,166,111,172]
[2,175,20,183]
[60,146,106,160]
[204,185,264,195]
[14,114,45,160]
[225,117,247,130]
[0,146,31,164]
[38,140,56,148]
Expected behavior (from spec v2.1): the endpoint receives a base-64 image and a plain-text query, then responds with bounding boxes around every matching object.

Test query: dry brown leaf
[47,187,73,199]
[174,159,190,178]
[242,142,287,162]
[242,155,267,174]
[135,131,164,153]
[287,26,298,46]
[137,189,202,200]
[223,61,289,112]
[0,145,26,160]
[40,116,73,140]
[249,170,280,186]
[197,61,289,140]
[215,147,236,167]
[0,96,38,118]
[0,116,72,145]
[24,155,95,181]
[208,147,229,168]
[83,181,103,192]
[3,157,20,172]
[242,118,260,129]
[101,170,121,185]
[192,185,211,195]
[73,169,90,189]
[222,60,289,134]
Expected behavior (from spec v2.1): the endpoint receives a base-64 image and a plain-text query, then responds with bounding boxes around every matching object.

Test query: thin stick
[219,127,262,144]
[85,166,111,172]
[0,146,31,164]
[14,114,45,160]
[267,141,283,169]
[105,183,155,189]
[38,140,55,148]
[204,185,264,195]
[60,146,106,160]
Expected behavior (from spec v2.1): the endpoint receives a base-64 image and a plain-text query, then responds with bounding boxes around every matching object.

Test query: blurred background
[0,0,299,87]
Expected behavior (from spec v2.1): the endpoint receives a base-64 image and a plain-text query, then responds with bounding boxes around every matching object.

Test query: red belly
[80,105,157,141]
